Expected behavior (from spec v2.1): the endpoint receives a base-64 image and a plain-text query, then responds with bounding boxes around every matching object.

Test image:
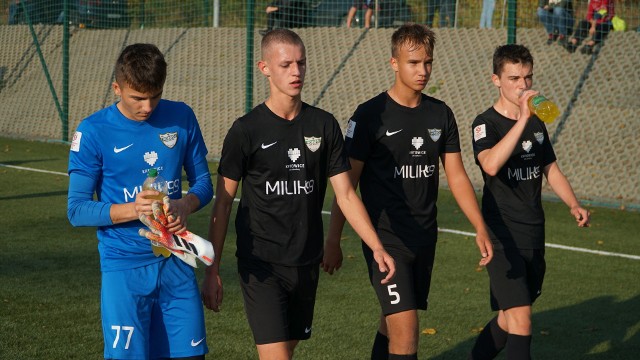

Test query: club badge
[159,132,178,149]
[304,136,321,152]
[428,128,442,142]
[534,132,544,144]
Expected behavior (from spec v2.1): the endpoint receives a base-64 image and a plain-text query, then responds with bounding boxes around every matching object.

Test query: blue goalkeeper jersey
[68,100,213,271]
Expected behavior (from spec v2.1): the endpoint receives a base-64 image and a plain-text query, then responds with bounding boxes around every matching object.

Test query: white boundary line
[3,163,639,261]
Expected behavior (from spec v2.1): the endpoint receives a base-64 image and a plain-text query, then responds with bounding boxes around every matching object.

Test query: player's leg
[364,8,373,28]
[239,259,319,360]
[101,264,160,359]
[386,309,419,355]
[364,243,434,359]
[151,256,208,359]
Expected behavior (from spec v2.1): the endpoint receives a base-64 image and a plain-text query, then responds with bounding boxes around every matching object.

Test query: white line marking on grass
[4,163,639,261]
[0,164,69,176]
[438,228,640,260]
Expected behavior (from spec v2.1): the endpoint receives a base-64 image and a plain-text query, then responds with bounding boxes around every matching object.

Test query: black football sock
[505,334,532,360]
[371,331,389,360]
[469,317,508,359]
[389,354,417,360]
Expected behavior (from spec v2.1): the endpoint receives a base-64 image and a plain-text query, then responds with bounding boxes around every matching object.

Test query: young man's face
[259,42,306,99]
[112,81,163,121]
[391,44,432,92]
[492,62,533,106]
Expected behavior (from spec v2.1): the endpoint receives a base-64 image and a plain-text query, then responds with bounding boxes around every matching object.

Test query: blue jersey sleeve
[67,171,113,227]
[184,159,214,210]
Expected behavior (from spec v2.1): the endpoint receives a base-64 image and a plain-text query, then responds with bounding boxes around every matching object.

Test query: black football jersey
[472,107,557,249]
[345,92,461,247]
[218,103,350,266]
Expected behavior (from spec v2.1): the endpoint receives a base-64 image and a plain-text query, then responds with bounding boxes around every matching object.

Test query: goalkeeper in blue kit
[67,43,213,359]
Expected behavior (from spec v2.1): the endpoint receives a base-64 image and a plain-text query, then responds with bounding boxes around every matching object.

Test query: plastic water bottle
[142,168,168,201]
[528,94,560,124]
[142,168,171,257]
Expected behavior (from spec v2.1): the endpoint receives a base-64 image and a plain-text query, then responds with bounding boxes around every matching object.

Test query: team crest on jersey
[412,137,424,150]
[534,132,544,144]
[428,128,442,142]
[288,148,301,162]
[522,140,533,153]
[144,151,159,166]
[304,136,321,152]
[159,132,178,148]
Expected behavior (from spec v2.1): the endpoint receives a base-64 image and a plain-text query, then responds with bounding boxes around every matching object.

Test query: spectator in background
[8,0,33,25]
[347,0,375,28]
[537,0,574,46]
[565,0,614,54]
[480,0,496,29]
[426,0,455,28]
[259,1,309,36]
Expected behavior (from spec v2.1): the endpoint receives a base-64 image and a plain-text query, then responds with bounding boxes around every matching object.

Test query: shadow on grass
[0,190,68,201]
[432,295,640,359]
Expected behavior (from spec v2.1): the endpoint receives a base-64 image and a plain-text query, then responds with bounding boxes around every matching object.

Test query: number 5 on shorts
[112,325,134,349]
[387,284,400,304]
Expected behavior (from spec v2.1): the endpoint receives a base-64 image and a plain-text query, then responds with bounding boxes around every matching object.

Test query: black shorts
[486,247,546,311]
[238,258,319,345]
[362,242,436,315]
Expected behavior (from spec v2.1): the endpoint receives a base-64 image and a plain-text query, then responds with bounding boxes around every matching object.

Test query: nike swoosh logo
[385,129,402,136]
[113,144,133,153]
[191,338,205,347]
[304,327,312,334]
[261,142,277,149]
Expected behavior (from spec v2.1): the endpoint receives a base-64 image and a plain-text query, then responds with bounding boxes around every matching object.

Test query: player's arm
[544,162,590,227]
[323,158,364,274]
[442,152,493,266]
[202,175,239,312]
[164,159,214,233]
[329,171,395,284]
[67,170,159,226]
[477,90,537,176]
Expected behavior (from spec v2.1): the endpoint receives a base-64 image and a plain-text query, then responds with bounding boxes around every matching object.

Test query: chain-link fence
[1,0,639,207]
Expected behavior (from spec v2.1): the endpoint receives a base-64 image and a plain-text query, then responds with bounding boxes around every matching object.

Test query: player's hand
[571,205,591,227]
[321,238,343,275]
[134,189,162,216]
[162,196,189,234]
[518,89,538,121]
[475,227,494,266]
[201,267,223,312]
[372,248,395,284]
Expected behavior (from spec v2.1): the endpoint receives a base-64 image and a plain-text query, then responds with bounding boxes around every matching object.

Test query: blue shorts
[101,256,208,359]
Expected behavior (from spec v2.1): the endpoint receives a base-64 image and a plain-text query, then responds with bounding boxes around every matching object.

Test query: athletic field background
[1,1,639,208]
[1,137,638,359]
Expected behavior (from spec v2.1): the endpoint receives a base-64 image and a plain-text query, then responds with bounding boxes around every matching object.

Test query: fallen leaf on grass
[421,328,437,335]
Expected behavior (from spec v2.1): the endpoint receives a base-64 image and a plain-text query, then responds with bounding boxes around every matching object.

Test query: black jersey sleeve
[471,113,498,164]
[218,120,249,181]
[541,123,557,167]
[327,116,351,177]
[344,105,373,162]
[444,106,462,153]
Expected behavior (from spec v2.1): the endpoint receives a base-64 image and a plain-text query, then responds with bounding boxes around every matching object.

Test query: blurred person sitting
[346,0,375,29]
[259,0,308,36]
[565,0,614,54]
[537,0,574,45]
